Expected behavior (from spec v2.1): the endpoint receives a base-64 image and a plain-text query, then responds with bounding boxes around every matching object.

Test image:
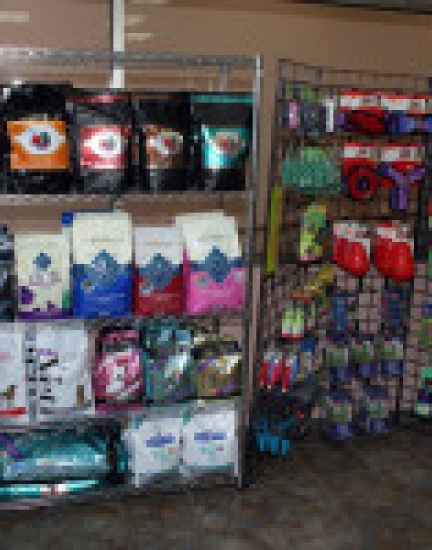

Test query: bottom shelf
[0,472,240,512]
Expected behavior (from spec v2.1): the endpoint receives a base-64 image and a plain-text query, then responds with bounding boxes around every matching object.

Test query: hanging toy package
[134,226,184,316]
[191,93,252,191]
[323,390,354,440]
[27,322,94,421]
[0,225,14,321]
[282,147,341,195]
[176,211,245,314]
[15,232,71,320]
[72,211,132,318]
[181,401,238,480]
[70,89,132,195]
[122,409,183,487]
[377,144,425,211]
[338,90,385,136]
[133,91,191,192]
[93,326,143,412]
[3,83,71,194]
[342,143,380,201]
[356,385,390,436]
[0,324,28,424]
[0,422,124,500]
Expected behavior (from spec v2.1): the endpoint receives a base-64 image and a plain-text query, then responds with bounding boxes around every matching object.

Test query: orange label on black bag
[7,120,69,171]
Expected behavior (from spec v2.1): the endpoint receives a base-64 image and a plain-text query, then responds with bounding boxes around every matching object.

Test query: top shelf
[0,47,257,70]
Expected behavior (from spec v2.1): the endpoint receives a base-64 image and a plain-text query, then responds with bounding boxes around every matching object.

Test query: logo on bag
[148,131,183,158]
[81,126,126,169]
[139,254,178,292]
[87,250,120,287]
[212,131,244,158]
[29,252,61,287]
[8,120,69,171]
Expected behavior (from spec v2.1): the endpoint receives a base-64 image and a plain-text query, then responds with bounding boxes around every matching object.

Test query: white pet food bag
[0,324,28,423]
[181,401,238,479]
[28,322,94,421]
[72,211,132,318]
[15,232,70,320]
[175,212,244,314]
[123,411,183,487]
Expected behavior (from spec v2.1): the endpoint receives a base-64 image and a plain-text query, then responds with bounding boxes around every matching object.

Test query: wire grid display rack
[256,59,431,437]
[0,47,261,509]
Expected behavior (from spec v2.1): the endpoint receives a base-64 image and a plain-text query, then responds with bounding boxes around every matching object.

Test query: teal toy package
[191,93,252,191]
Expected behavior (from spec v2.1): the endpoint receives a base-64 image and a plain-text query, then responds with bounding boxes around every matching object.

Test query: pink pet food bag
[93,328,143,411]
[176,212,245,314]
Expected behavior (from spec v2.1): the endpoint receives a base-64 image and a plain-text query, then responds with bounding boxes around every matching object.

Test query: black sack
[69,89,132,195]
[3,83,71,194]
[132,91,192,192]
[191,92,253,192]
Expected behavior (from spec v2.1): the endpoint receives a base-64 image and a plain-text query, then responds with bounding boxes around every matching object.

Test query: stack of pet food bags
[0,83,253,194]
[12,209,245,320]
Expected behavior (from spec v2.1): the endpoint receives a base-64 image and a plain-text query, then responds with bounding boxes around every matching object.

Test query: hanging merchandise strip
[255,59,431,450]
[0,48,261,510]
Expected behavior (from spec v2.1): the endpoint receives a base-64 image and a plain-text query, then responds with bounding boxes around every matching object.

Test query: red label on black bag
[80,125,129,169]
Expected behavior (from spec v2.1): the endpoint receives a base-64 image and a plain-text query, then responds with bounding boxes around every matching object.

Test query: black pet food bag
[0,225,14,321]
[70,89,132,195]
[133,91,191,192]
[3,83,71,194]
[191,93,253,192]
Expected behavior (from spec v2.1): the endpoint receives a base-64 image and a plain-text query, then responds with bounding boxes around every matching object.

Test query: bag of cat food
[176,212,245,314]
[0,225,14,321]
[143,324,196,405]
[15,232,70,320]
[195,337,242,399]
[0,422,123,495]
[133,91,191,192]
[0,324,27,423]
[134,226,183,316]
[27,322,93,421]
[93,326,143,411]
[181,401,238,479]
[123,410,183,487]
[69,89,132,195]
[3,83,71,194]
[72,211,132,318]
[191,93,252,191]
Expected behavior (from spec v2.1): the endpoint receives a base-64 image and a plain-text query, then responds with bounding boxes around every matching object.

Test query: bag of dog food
[0,422,123,492]
[70,89,132,195]
[27,322,93,421]
[0,225,14,321]
[195,337,242,399]
[134,226,184,316]
[181,401,238,479]
[176,212,245,314]
[3,83,71,194]
[133,91,191,192]
[191,93,252,191]
[72,211,132,318]
[123,410,183,487]
[93,326,143,411]
[15,232,70,320]
[0,324,27,423]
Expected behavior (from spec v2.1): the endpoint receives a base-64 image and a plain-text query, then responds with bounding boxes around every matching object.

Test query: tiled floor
[0,428,431,550]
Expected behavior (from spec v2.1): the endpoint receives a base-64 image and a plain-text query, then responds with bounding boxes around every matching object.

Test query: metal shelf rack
[255,58,431,437]
[0,47,262,509]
